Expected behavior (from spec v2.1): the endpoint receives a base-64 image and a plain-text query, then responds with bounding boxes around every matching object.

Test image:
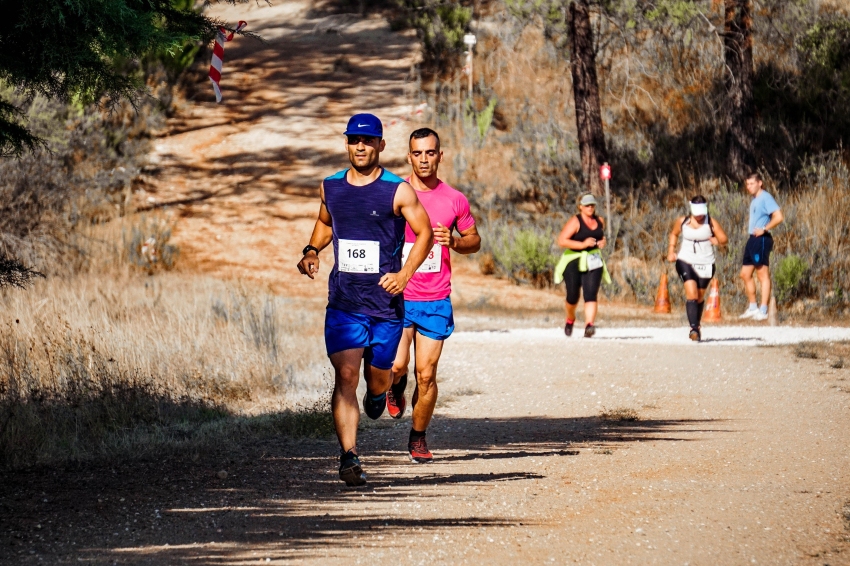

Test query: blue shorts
[324,308,403,370]
[742,234,773,267]
[403,298,455,341]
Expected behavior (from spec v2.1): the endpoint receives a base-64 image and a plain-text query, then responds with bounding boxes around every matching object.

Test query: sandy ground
[1,338,848,564]
[2,1,849,565]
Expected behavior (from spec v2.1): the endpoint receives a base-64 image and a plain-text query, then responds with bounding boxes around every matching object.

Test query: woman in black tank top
[556,193,607,338]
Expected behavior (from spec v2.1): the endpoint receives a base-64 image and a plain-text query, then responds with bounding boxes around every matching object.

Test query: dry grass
[0,273,332,469]
[792,341,850,370]
[599,407,640,423]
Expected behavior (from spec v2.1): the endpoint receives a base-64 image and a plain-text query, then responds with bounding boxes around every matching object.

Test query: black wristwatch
[302,244,320,256]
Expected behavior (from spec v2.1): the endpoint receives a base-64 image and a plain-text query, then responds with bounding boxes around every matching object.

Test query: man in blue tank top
[297,113,433,487]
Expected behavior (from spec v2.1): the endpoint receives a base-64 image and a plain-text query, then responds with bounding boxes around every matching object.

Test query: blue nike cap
[344,113,383,138]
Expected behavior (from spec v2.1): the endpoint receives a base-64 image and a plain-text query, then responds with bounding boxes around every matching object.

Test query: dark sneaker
[386,387,406,419]
[339,450,367,487]
[689,328,701,342]
[584,324,596,338]
[408,436,433,464]
[564,321,574,337]
[363,391,386,420]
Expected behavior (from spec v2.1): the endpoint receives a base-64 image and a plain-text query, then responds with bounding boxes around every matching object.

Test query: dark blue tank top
[324,168,407,319]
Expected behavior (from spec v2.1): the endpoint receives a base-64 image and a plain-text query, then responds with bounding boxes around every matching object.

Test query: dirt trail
[141,0,563,313]
[2,339,849,564]
[2,2,849,565]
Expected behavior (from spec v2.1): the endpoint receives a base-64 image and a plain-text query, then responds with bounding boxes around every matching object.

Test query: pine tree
[0,0,252,157]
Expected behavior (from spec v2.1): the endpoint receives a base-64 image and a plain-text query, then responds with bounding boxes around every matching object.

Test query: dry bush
[0,274,331,469]
[599,407,640,423]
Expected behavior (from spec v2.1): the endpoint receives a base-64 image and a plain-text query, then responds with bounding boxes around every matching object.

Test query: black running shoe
[564,321,574,337]
[339,450,367,487]
[584,324,596,338]
[363,391,386,420]
[689,328,701,342]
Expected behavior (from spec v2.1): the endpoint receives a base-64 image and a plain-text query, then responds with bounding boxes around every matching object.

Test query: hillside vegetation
[386,0,850,316]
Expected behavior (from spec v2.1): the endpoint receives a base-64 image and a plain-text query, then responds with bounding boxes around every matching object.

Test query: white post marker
[600,162,612,242]
[463,33,477,97]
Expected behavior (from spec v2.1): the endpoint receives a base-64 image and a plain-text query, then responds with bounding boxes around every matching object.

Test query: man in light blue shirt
[740,172,784,321]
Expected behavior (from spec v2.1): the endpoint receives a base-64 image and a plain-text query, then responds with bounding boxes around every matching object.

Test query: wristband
[302,244,319,256]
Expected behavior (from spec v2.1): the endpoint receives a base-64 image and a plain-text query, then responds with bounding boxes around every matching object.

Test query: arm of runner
[667,216,684,262]
[596,216,607,249]
[379,182,433,295]
[297,182,333,279]
[557,217,591,250]
[434,223,480,254]
[709,218,729,247]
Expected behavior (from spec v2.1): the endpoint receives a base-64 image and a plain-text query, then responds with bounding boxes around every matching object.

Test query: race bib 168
[338,239,380,273]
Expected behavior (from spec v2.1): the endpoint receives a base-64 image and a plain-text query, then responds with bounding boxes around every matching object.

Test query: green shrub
[491,226,558,287]
[399,0,472,69]
[774,254,810,304]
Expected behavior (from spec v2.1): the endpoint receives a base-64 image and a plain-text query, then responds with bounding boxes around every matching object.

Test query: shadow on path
[0,414,728,564]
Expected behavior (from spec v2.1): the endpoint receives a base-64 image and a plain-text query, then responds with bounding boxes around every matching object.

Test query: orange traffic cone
[653,273,672,313]
[703,278,722,322]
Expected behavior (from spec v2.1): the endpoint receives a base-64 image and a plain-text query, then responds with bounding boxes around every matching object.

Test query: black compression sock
[696,300,705,323]
[409,428,426,443]
[686,299,700,330]
[392,373,408,398]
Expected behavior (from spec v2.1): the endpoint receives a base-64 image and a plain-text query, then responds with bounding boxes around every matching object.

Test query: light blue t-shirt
[749,190,780,235]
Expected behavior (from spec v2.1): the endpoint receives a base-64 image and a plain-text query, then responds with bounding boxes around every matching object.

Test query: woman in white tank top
[667,196,729,341]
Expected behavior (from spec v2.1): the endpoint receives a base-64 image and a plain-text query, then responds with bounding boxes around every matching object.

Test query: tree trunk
[568,0,607,196]
[724,0,756,180]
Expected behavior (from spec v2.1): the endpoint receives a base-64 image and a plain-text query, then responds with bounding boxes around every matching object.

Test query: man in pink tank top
[387,128,480,463]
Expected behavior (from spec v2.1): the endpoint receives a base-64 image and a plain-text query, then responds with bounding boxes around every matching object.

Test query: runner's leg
[581,267,603,327]
[387,327,414,418]
[330,348,365,452]
[740,264,757,305]
[363,363,392,397]
[685,279,700,331]
[410,332,445,432]
[683,279,699,301]
[755,265,771,309]
[390,327,414,386]
[564,261,581,325]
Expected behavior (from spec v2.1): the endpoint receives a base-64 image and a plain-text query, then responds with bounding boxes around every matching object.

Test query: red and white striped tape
[209,21,247,103]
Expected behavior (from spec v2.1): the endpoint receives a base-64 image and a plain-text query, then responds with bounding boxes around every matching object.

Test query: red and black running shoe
[564,321,574,337]
[386,374,407,419]
[584,323,596,338]
[386,387,406,419]
[408,435,433,464]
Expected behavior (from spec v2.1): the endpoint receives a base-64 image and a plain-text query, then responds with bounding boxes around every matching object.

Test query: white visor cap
[690,202,708,217]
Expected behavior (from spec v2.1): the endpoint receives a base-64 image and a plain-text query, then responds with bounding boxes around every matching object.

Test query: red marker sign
[600,162,612,181]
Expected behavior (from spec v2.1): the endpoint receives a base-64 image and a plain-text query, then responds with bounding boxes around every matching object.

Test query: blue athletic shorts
[742,234,773,267]
[324,308,403,370]
[403,298,455,341]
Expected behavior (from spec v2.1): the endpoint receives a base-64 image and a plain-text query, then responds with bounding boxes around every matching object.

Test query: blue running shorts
[324,308,403,370]
[742,233,773,267]
[403,298,455,341]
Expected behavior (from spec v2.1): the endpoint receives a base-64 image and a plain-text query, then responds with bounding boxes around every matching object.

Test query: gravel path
[3,328,848,565]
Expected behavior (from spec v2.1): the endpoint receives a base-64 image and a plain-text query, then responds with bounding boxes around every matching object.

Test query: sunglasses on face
[347,135,379,145]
